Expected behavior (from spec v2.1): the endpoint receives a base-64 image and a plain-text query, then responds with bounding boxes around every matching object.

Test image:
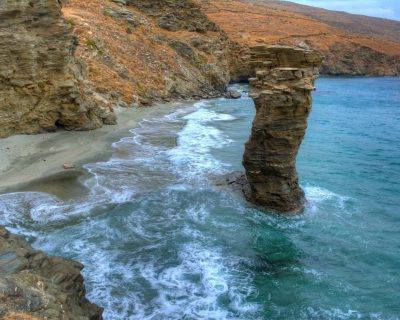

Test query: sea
[0,77,399,319]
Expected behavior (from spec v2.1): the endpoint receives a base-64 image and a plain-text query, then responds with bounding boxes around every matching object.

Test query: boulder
[0,226,103,319]
[226,89,242,99]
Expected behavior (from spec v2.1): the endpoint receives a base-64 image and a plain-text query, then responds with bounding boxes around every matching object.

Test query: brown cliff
[0,226,102,319]
[198,0,400,76]
[62,0,241,107]
[2,0,400,139]
[242,45,322,213]
[0,0,115,138]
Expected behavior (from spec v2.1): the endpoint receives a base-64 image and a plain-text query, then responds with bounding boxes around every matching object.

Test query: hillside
[259,0,400,43]
[1,0,399,137]
[62,0,241,107]
[198,0,400,76]
[63,0,400,108]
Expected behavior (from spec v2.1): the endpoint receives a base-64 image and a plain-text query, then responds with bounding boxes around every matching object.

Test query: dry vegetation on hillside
[63,0,400,107]
[63,0,241,106]
[256,0,400,43]
[199,0,400,75]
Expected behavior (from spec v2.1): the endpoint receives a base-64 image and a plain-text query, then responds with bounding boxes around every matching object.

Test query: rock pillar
[243,45,323,213]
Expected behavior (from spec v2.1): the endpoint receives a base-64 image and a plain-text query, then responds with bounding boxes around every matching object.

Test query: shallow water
[0,77,399,319]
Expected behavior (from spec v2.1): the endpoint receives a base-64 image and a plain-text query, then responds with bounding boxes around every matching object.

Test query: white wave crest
[167,104,235,179]
[304,185,350,211]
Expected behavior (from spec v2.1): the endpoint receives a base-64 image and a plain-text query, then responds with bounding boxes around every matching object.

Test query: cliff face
[62,0,241,107]
[243,45,322,213]
[1,0,400,139]
[199,0,400,76]
[0,226,102,319]
[0,0,115,138]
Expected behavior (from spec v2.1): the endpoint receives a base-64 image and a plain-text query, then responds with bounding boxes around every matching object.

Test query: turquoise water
[0,77,399,319]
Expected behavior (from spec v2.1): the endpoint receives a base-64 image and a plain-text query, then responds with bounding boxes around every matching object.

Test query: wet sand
[0,104,186,195]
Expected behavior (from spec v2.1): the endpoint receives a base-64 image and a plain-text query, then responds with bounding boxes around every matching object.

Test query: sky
[288,0,400,20]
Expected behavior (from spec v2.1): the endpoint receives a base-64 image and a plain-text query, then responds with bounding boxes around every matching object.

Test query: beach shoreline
[0,102,190,195]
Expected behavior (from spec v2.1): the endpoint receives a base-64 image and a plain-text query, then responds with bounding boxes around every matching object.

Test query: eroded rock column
[243,45,323,213]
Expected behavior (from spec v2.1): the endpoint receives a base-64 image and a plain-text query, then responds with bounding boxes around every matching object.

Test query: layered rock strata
[243,45,322,213]
[0,226,102,319]
[0,0,115,138]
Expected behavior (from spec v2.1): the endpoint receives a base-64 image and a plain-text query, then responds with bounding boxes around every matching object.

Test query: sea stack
[243,45,323,213]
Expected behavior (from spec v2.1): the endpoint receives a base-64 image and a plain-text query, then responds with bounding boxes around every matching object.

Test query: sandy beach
[0,104,186,195]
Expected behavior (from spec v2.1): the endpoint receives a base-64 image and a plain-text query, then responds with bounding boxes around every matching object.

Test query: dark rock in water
[242,45,323,213]
[216,171,251,197]
[225,89,242,99]
[0,226,103,319]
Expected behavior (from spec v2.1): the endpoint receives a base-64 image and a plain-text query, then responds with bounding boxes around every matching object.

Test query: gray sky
[288,0,400,20]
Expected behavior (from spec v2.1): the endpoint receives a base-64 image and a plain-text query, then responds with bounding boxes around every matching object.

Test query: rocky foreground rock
[0,0,115,138]
[0,226,102,319]
[242,45,323,213]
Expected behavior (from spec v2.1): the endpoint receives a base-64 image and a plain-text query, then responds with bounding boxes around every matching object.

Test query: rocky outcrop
[0,0,115,138]
[61,0,244,108]
[126,0,220,33]
[242,45,322,213]
[3,0,398,140]
[0,226,102,319]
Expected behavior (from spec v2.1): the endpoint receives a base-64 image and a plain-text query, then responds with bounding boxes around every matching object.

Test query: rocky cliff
[63,0,400,110]
[242,45,322,213]
[2,0,399,138]
[199,0,400,76]
[0,226,102,319]
[0,0,115,138]
[62,0,241,107]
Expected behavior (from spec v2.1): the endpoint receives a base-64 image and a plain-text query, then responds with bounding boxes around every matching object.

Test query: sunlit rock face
[0,0,115,138]
[243,45,323,213]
